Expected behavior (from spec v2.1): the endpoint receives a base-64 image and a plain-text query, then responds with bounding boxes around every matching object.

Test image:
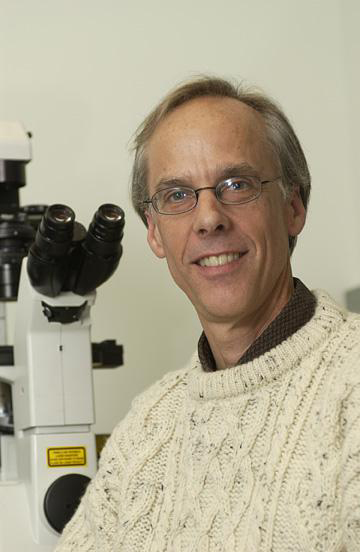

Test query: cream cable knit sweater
[56,291,360,551]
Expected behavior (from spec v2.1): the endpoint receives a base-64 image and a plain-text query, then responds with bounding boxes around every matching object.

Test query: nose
[192,188,230,236]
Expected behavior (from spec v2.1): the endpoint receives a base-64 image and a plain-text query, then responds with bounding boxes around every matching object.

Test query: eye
[225,177,253,191]
[163,187,192,203]
[218,176,259,204]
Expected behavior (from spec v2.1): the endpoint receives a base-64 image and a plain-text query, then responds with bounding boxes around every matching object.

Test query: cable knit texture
[55,291,360,551]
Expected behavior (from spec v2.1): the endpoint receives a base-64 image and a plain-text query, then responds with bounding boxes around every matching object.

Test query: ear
[286,186,306,237]
[146,210,166,259]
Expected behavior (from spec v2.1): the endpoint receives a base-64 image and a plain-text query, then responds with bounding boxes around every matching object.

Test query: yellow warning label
[47,447,87,467]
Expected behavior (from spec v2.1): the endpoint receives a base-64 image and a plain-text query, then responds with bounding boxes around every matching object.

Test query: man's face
[145,97,305,326]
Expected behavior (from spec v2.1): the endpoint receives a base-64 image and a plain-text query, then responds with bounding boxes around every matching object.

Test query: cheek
[265,210,291,261]
[244,201,289,258]
[158,226,195,294]
[158,227,185,271]
[163,246,190,296]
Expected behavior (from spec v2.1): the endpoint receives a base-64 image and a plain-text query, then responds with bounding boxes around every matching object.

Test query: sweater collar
[198,278,315,372]
[189,289,347,401]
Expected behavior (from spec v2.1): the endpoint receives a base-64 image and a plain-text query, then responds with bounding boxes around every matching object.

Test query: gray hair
[131,76,311,253]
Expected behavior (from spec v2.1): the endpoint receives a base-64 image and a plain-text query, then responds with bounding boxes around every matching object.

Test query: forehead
[154,96,266,140]
[146,96,276,189]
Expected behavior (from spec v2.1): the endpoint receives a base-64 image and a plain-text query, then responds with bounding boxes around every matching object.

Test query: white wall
[0,0,359,433]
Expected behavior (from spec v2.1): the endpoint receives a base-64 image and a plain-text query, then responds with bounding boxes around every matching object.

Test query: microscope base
[0,429,97,550]
[0,481,56,551]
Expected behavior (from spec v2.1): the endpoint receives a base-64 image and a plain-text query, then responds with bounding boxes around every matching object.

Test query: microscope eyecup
[98,203,124,224]
[47,204,74,225]
[40,204,75,243]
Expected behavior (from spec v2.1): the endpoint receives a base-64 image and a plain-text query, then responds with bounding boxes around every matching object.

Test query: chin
[198,300,249,324]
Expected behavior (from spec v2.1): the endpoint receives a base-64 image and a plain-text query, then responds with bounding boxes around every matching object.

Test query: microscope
[0,122,125,550]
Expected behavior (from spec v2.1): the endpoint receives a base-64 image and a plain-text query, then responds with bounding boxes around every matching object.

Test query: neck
[200,272,294,370]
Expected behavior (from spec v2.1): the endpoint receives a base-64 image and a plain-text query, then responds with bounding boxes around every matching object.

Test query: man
[56,77,360,551]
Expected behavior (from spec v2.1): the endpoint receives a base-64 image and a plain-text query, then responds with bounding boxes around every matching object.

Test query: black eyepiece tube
[26,203,125,297]
[37,205,75,252]
[86,204,124,254]
[27,204,76,297]
[70,204,125,295]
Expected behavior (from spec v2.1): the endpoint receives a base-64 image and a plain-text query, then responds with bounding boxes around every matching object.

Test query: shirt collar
[198,278,316,372]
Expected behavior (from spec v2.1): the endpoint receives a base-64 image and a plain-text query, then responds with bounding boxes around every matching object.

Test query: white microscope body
[0,270,98,550]
[0,122,124,550]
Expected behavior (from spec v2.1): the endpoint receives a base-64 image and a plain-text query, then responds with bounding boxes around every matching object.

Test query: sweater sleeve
[341,381,360,551]
[54,416,131,552]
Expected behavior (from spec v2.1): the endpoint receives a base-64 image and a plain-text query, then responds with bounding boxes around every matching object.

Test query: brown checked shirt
[198,278,316,372]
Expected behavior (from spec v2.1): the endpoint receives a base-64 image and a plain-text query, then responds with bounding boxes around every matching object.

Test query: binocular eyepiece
[27,203,125,297]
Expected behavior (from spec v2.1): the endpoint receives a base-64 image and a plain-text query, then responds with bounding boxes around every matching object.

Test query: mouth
[196,251,247,267]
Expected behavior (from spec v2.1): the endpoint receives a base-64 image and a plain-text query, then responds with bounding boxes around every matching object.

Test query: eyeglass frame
[143,175,282,216]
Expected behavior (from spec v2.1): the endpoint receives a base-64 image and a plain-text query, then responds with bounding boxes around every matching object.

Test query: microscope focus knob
[44,473,90,533]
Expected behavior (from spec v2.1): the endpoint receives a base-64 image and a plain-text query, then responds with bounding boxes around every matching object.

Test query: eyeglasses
[143,175,281,215]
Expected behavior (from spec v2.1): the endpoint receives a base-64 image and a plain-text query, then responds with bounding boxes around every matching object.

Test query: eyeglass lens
[154,176,261,214]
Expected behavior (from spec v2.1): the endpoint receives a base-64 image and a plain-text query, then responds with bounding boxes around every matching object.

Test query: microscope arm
[6,262,98,545]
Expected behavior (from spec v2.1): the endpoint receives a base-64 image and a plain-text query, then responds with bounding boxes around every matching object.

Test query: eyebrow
[154,177,188,192]
[154,163,260,192]
[216,163,260,180]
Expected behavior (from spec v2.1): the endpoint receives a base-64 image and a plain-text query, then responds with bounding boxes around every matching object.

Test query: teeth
[199,252,241,267]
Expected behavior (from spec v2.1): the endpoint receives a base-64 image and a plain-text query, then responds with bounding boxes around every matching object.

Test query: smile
[198,252,242,267]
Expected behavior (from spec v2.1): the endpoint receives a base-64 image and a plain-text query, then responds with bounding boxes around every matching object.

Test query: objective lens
[0,213,35,299]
